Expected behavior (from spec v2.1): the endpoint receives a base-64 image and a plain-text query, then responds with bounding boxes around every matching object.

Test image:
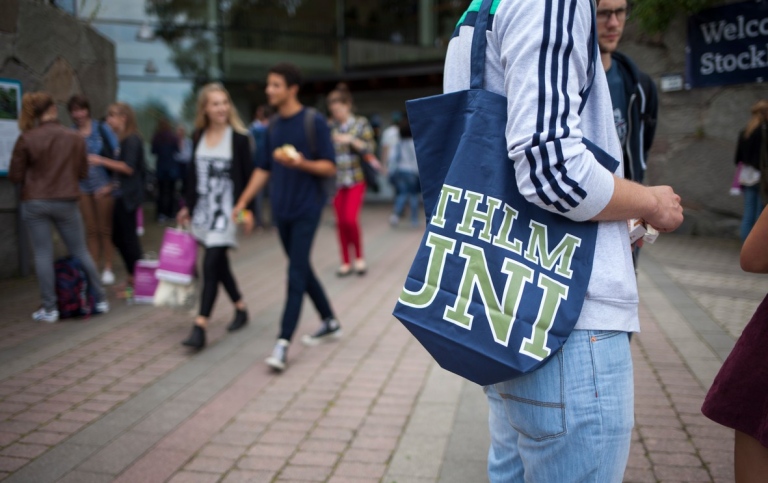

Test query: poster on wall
[687,0,768,88]
[0,78,22,176]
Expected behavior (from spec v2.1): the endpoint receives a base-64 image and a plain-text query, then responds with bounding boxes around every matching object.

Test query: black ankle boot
[182,324,206,349]
[227,309,249,332]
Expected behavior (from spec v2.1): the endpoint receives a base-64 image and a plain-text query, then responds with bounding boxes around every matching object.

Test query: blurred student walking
[152,119,180,222]
[177,83,252,350]
[234,62,341,371]
[326,84,376,276]
[387,114,420,227]
[735,100,768,241]
[9,92,109,322]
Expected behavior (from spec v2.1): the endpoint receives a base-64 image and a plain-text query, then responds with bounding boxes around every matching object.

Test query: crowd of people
[8,0,768,476]
[8,61,419,369]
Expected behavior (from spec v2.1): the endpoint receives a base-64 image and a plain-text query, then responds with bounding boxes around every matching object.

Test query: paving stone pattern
[0,206,759,482]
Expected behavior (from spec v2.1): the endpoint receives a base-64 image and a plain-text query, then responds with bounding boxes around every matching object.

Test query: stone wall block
[0,0,19,33]
[0,212,20,278]
[0,59,42,93]
[704,87,768,143]
[78,26,114,65]
[0,33,15,68]
[43,57,82,105]
[654,137,742,217]
[76,62,116,118]
[16,0,82,75]
[0,179,18,210]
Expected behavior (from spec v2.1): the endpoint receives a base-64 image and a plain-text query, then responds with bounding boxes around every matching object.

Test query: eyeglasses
[596,7,629,23]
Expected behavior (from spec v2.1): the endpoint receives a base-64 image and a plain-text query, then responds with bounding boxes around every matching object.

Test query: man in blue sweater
[234,63,341,372]
[444,0,682,480]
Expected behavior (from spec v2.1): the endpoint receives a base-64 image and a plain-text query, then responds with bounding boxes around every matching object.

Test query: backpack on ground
[54,257,96,318]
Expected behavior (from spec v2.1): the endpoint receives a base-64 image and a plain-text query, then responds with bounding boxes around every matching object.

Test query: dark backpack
[54,257,96,318]
[269,107,337,200]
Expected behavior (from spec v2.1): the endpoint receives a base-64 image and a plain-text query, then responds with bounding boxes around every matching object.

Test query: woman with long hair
[9,92,109,322]
[92,102,145,294]
[177,83,253,350]
[67,94,119,286]
[326,84,376,276]
[735,99,768,241]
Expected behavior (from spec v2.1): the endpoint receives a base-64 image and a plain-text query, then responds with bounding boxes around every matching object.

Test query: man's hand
[643,186,683,233]
[274,150,305,170]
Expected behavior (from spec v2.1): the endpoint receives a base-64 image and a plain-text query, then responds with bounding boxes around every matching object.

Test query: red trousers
[333,182,366,264]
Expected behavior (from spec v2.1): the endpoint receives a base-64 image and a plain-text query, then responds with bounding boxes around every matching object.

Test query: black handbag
[360,154,380,193]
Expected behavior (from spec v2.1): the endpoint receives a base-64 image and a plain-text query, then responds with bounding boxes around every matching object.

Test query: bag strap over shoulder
[303,107,318,159]
[469,0,494,90]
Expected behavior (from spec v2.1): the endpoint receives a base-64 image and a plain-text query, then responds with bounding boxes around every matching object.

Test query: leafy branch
[632,0,721,34]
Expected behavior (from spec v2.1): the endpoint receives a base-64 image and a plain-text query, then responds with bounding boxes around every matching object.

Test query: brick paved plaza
[0,205,763,482]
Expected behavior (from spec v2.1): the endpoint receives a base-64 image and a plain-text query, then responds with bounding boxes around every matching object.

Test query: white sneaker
[95,300,110,314]
[301,318,342,346]
[265,339,289,371]
[32,308,59,323]
[101,270,115,285]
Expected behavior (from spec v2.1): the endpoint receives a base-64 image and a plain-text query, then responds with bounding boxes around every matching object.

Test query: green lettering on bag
[398,233,456,308]
[492,203,523,254]
[520,274,569,361]
[444,243,534,346]
[456,191,502,244]
[524,221,582,279]
[431,185,463,229]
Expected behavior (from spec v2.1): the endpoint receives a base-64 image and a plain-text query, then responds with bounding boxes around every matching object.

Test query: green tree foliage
[632,0,720,34]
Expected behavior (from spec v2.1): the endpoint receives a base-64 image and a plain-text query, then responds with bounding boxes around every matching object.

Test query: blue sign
[687,0,768,88]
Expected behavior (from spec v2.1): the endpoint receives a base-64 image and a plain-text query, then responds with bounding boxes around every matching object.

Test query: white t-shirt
[191,127,237,248]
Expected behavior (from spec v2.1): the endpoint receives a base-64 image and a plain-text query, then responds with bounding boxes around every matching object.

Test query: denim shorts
[484,329,634,483]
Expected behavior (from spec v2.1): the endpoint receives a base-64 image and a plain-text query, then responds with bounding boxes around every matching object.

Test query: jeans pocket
[494,351,566,441]
[590,329,626,341]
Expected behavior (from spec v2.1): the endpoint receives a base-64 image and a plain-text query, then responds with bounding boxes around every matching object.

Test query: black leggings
[112,197,143,276]
[199,246,242,318]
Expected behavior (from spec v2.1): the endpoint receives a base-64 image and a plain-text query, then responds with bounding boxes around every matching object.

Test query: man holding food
[233,62,342,371]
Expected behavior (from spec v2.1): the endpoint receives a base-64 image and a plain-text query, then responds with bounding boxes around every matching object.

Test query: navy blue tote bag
[392,0,619,386]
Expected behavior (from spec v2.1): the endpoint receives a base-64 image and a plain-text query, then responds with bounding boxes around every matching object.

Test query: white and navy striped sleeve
[497,0,615,221]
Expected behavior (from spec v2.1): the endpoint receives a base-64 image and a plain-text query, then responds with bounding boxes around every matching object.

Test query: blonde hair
[193,83,248,135]
[19,92,54,132]
[744,99,768,139]
[107,102,140,141]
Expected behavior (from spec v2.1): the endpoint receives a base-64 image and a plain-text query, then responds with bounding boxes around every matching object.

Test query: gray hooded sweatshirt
[443,0,639,332]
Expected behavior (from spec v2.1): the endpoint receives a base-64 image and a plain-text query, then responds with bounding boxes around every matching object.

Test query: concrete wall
[620,6,767,238]
[0,0,116,278]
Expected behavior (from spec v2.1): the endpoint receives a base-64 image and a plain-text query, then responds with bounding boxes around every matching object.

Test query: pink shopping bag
[133,259,159,304]
[155,228,197,284]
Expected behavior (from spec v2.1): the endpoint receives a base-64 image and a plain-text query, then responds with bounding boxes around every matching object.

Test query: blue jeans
[391,171,420,223]
[484,330,634,483]
[275,212,334,341]
[741,185,764,241]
